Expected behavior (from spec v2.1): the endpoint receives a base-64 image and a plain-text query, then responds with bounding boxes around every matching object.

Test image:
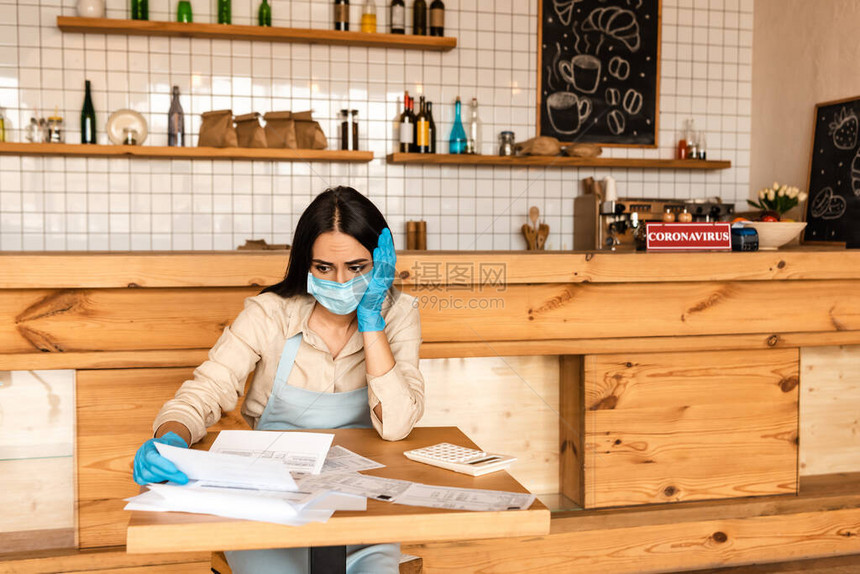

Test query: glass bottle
[413,0,427,35]
[429,0,444,36]
[416,95,430,154]
[390,0,405,34]
[449,97,467,154]
[81,80,96,144]
[176,0,192,22]
[257,0,271,26]
[677,119,689,160]
[0,107,6,143]
[130,0,148,20]
[408,95,418,153]
[426,100,436,154]
[217,0,231,24]
[685,119,698,160]
[360,0,377,33]
[398,92,414,153]
[168,85,185,147]
[466,97,481,154]
[334,0,349,31]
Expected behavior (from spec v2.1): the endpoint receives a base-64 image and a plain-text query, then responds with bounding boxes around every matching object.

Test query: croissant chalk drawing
[582,6,641,53]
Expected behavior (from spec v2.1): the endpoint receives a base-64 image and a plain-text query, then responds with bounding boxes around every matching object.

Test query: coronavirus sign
[645,223,732,251]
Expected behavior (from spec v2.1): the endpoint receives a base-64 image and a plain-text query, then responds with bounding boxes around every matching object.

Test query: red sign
[645,223,732,251]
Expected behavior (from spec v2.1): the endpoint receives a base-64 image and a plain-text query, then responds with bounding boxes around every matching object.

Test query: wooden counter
[1,249,859,573]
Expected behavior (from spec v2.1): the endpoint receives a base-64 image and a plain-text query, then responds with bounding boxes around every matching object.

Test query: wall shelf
[56,17,457,51]
[387,153,732,170]
[0,142,373,162]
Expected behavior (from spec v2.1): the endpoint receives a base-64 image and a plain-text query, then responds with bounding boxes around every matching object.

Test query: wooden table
[126,426,550,561]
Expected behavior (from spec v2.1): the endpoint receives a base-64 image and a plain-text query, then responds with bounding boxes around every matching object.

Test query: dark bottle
[81,80,96,144]
[176,0,192,22]
[413,0,427,35]
[426,100,437,153]
[258,0,271,26]
[408,95,419,152]
[416,96,430,154]
[168,86,185,147]
[390,0,405,34]
[217,0,231,24]
[429,0,444,36]
[334,0,349,31]
[398,92,414,153]
[130,0,148,20]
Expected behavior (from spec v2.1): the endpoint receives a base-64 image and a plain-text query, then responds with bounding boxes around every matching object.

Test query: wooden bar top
[0,248,857,289]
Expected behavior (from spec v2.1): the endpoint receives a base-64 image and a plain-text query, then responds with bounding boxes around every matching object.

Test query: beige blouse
[153,290,425,444]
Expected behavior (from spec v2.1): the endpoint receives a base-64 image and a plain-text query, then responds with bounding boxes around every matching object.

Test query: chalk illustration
[605,87,620,106]
[829,107,858,150]
[623,89,643,115]
[553,0,583,26]
[608,56,630,80]
[626,0,643,8]
[607,109,626,135]
[582,6,640,53]
[852,146,860,196]
[547,91,592,134]
[811,187,847,220]
[560,54,601,94]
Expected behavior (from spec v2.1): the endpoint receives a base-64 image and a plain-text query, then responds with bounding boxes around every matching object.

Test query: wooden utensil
[529,206,539,231]
[521,223,537,250]
[536,222,550,250]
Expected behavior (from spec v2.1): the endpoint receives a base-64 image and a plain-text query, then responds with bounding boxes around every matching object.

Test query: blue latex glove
[357,228,396,332]
[133,431,190,486]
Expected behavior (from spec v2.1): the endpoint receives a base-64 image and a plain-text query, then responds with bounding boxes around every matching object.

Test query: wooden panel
[800,345,860,476]
[559,355,584,506]
[583,349,799,508]
[0,142,373,162]
[1,250,859,290]
[76,368,250,549]
[0,549,211,573]
[56,17,457,51]
[3,281,859,354]
[417,356,560,494]
[387,152,731,169]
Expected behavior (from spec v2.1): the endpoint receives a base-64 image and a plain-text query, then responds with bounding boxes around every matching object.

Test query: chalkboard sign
[805,96,860,246]
[537,0,661,147]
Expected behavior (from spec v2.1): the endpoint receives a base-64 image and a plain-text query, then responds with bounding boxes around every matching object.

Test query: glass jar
[123,127,138,146]
[498,131,515,156]
[46,115,64,143]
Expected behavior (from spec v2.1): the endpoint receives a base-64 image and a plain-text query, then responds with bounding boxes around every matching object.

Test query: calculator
[403,443,516,476]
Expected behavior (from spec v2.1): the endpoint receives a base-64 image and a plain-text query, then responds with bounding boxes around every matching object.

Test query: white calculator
[403,443,516,476]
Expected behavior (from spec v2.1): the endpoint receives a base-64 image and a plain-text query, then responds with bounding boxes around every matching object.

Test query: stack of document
[126,430,536,526]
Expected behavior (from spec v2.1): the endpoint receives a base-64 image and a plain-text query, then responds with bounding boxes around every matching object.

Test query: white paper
[392,484,536,512]
[125,483,334,526]
[296,472,412,502]
[319,445,385,474]
[154,442,297,491]
[210,430,335,475]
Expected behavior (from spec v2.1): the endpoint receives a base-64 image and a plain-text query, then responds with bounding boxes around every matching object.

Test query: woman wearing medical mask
[132,186,424,573]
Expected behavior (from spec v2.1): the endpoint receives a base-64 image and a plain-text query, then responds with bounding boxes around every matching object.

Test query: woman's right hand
[133,431,190,485]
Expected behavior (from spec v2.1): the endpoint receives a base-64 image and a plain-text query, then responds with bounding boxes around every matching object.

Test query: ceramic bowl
[743,221,807,250]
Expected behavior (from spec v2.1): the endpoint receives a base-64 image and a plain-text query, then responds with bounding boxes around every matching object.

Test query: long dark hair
[262,186,389,298]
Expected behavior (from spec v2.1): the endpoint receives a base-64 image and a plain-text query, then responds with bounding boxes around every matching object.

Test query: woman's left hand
[358,228,396,332]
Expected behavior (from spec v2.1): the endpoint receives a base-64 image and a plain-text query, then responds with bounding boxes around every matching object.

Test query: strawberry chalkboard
[805,96,860,245]
[537,0,661,147]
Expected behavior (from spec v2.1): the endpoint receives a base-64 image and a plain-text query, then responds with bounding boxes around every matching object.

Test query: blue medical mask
[307,272,371,315]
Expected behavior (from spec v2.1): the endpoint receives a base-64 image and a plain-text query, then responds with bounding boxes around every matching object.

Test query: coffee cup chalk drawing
[538,0,661,146]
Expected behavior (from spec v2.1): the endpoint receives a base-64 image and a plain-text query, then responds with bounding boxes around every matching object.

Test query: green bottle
[130,0,148,20]
[217,0,231,24]
[81,80,96,145]
[258,0,271,26]
[177,0,193,22]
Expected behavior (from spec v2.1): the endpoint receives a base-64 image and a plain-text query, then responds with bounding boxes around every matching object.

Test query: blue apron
[225,334,400,574]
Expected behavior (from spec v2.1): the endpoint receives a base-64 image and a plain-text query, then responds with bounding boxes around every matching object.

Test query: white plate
[106,109,148,145]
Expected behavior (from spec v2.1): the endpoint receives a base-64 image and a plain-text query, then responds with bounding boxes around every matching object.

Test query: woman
[133,186,425,573]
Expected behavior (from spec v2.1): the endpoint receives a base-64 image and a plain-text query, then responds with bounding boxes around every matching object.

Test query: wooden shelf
[387,153,731,170]
[0,142,373,162]
[57,17,457,51]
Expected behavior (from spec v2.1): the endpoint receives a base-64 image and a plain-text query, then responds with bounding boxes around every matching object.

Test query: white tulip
[768,188,776,201]
[799,192,808,202]
[778,185,786,197]
[773,181,780,190]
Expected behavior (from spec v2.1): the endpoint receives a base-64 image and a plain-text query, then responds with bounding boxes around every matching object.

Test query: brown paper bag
[234,112,268,148]
[263,111,298,149]
[198,110,238,148]
[293,111,328,150]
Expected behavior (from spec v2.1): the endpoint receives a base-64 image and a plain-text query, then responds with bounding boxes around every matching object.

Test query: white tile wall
[0,0,753,251]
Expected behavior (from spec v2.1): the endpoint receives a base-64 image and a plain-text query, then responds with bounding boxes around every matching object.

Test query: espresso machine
[574,194,735,251]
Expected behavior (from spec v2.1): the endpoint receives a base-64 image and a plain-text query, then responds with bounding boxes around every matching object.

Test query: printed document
[210,430,334,474]
[393,484,536,511]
